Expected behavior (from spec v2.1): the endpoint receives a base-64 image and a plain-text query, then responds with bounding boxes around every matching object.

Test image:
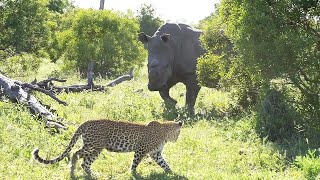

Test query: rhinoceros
[138,23,205,113]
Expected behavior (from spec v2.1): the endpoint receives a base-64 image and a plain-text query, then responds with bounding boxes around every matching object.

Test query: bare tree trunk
[87,61,94,87]
[99,0,105,10]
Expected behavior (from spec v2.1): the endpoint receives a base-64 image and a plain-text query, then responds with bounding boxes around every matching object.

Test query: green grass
[0,63,319,179]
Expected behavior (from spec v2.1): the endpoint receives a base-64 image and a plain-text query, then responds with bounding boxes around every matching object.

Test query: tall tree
[48,0,73,13]
[99,0,105,10]
[137,3,163,35]
[198,0,320,130]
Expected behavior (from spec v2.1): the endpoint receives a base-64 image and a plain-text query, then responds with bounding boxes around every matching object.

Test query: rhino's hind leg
[185,77,201,115]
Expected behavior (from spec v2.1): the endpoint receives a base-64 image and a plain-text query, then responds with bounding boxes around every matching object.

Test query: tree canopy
[137,3,164,35]
[0,0,50,55]
[60,9,146,76]
[0,0,147,77]
[198,0,320,137]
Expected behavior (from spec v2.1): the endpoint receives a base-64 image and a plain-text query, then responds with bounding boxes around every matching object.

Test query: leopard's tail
[32,125,84,164]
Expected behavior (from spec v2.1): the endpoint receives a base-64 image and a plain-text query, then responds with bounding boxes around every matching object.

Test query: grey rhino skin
[138,23,205,113]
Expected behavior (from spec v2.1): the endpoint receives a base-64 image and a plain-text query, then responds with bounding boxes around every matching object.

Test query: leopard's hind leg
[81,148,102,177]
[70,149,85,177]
[70,146,102,178]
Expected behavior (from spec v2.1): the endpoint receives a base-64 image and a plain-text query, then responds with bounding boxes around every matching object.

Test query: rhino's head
[138,32,174,91]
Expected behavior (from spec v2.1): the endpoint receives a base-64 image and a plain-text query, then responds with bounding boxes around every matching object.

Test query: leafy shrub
[44,13,64,62]
[295,149,320,179]
[197,15,261,110]
[196,53,220,88]
[59,9,146,77]
[199,0,319,129]
[256,89,300,141]
[0,53,42,77]
[0,0,50,54]
[218,0,320,129]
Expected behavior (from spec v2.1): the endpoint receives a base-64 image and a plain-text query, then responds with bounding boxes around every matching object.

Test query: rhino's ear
[161,33,170,42]
[138,32,150,44]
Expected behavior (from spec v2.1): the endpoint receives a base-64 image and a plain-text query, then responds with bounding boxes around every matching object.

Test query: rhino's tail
[32,125,84,164]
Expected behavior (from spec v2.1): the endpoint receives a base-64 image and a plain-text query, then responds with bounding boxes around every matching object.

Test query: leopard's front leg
[149,151,172,172]
[131,151,146,173]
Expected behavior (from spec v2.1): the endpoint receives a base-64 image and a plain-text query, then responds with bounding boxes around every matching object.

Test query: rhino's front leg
[185,76,201,114]
[159,81,177,107]
[159,89,177,107]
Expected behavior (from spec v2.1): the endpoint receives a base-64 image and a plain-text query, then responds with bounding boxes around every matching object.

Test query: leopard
[32,119,183,177]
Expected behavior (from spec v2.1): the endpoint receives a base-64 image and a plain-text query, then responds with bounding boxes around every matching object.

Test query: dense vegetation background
[0,0,319,179]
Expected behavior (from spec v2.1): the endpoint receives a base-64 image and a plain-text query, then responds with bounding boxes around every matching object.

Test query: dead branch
[18,82,68,106]
[0,74,67,131]
[35,68,134,93]
[106,68,134,87]
[52,84,105,93]
[36,77,67,89]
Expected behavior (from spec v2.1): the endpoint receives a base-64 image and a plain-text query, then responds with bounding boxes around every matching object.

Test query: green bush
[44,13,65,62]
[196,53,220,88]
[198,0,319,134]
[0,53,42,77]
[256,89,300,141]
[295,149,320,179]
[59,9,146,77]
[197,14,261,110]
[0,0,50,54]
[218,0,320,127]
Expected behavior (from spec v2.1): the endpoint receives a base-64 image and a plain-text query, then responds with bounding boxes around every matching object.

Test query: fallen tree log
[36,77,67,90]
[49,84,105,93]
[0,74,67,131]
[0,67,134,131]
[32,68,134,93]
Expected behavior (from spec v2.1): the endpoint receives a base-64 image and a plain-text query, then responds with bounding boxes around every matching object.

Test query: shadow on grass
[153,105,228,126]
[152,102,202,123]
[152,100,241,124]
[132,172,188,180]
[71,172,188,180]
[71,174,98,180]
[70,175,87,180]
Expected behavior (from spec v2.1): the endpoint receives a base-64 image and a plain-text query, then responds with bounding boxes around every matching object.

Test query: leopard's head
[166,121,183,142]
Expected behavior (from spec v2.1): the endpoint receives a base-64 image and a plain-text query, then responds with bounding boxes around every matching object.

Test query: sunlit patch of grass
[0,63,315,179]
